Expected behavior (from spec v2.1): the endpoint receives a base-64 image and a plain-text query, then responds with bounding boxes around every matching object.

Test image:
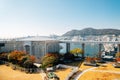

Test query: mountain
[62,28,120,36]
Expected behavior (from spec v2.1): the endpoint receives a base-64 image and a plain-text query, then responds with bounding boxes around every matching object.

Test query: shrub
[64,53,74,60]
[8,50,36,67]
[0,53,9,61]
[116,58,120,62]
[8,50,26,64]
[70,48,83,57]
[41,53,59,68]
[116,52,120,58]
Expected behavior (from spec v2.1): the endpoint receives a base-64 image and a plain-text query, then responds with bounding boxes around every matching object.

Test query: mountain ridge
[62,28,120,36]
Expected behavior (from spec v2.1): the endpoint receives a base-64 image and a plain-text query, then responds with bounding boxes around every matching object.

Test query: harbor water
[59,43,104,57]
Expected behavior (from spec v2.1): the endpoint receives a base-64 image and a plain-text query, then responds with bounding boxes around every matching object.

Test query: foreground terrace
[0,65,42,80]
[1,50,120,80]
[77,62,120,80]
[1,61,120,80]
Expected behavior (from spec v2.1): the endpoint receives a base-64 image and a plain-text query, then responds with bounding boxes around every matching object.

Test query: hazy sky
[0,0,120,38]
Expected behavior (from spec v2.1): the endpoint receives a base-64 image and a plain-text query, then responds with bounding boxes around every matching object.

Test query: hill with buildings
[62,28,120,37]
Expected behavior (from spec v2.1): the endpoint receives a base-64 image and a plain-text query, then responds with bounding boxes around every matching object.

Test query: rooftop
[15,36,56,41]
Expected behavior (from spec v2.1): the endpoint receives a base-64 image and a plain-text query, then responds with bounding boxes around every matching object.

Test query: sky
[0,0,120,38]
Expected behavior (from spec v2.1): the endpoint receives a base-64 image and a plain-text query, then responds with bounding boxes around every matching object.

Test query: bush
[8,50,36,66]
[41,53,59,68]
[116,58,120,62]
[64,53,75,60]
[0,53,9,61]
[70,48,83,57]
[0,50,37,73]
[8,50,26,64]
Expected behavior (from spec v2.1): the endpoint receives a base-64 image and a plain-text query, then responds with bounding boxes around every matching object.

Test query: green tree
[41,53,59,68]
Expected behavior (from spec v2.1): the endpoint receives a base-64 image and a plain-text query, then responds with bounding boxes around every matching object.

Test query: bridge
[59,40,120,44]
[0,40,120,58]
[59,40,120,58]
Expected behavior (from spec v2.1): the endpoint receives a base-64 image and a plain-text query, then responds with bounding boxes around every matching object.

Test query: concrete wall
[0,40,60,58]
[32,41,45,58]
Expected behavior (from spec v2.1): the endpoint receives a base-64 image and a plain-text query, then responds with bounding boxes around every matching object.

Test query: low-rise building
[0,36,60,58]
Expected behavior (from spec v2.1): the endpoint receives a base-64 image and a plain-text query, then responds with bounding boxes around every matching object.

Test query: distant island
[62,28,120,37]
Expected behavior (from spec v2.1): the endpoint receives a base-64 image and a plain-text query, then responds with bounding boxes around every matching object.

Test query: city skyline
[0,0,120,38]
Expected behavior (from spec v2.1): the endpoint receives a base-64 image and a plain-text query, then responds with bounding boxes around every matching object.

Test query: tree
[85,57,91,62]
[116,52,120,58]
[18,55,28,67]
[115,52,120,62]
[8,50,26,64]
[24,60,33,68]
[85,57,97,63]
[64,53,74,60]
[41,53,59,68]
[29,55,36,62]
[0,53,8,61]
[70,48,83,57]
[1,50,37,73]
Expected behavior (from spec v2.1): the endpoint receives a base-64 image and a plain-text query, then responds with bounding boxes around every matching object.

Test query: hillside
[62,28,120,36]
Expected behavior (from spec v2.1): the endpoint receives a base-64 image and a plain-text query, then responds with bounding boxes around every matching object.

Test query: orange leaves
[29,55,36,62]
[8,50,36,68]
[9,50,26,61]
[85,57,99,62]
[115,52,120,62]
[0,53,8,61]
[8,50,36,63]
[116,58,120,62]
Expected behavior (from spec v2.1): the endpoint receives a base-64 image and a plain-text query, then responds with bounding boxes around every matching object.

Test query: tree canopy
[116,52,120,58]
[41,53,59,68]
[70,48,83,57]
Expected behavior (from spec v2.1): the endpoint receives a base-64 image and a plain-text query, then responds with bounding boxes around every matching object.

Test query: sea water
[59,43,104,57]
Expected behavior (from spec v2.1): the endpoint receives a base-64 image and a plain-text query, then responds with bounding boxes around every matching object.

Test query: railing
[60,40,120,44]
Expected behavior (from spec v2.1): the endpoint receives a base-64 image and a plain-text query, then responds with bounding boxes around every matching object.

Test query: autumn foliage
[29,55,36,62]
[41,53,59,68]
[70,48,83,57]
[116,58,120,62]
[7,50,36,68]
[8,50,26,64]
[0,53,8,61]
[116,52,120,58]
[115,52,120,62]
[85,57,100,63]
